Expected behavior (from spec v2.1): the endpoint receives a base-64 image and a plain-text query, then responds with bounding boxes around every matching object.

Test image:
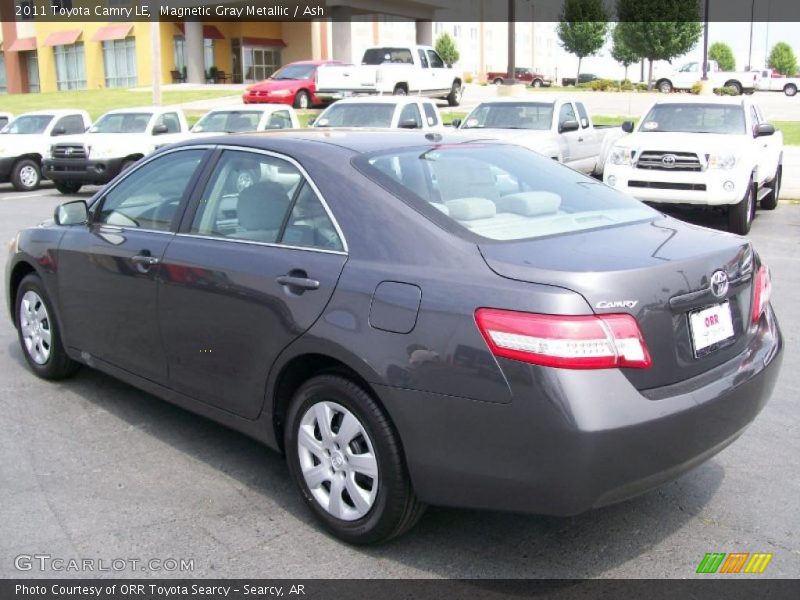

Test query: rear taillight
[751,265,771,324]
[475,308,652,370]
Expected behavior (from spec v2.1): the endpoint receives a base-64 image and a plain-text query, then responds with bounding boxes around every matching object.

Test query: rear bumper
[242,93,294,105]
[42,157,126,185]
[378,307,782,515]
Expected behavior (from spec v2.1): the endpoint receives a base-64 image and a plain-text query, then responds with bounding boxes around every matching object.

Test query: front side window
[157,112,181,134]
[267,110,293,129]
[53,114,85,135]
[426,50,445,68]
[315,103,395,128]
[639,104,746,135]
[190,150,342,251]
[558,103,577,127]
[54,42,86,91]
[4,115,53,134]
[398,103,422,128]
[103,37,137,88]
[679,62,698,73]
[194,111,262,133]
[270,64,315,80]
[462,102,554,130]
[357,144,656,241]
[90,112,152,134]
[95,149,205,231]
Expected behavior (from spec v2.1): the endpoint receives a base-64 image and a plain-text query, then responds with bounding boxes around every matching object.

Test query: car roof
[17,109,86,117]
[289,59,343,66]
[103,106,174,115]
[475,95,564,105]
[204,103,289,113]
[324,96,435,106]
[651,96,747,106]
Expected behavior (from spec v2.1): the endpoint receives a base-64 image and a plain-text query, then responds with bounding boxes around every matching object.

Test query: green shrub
[589,78,620,91]
[690,81,704,95]
[636,82,649,91]
[620,79,634,91]
[713,86,739,96]
[463,73,474,84]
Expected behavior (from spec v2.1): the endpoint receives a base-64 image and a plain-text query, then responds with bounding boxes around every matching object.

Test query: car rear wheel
[11,159,41,192]
[657,80,673,94]
[294,90,311,109]
[785,84,797,97]
[532,79,543,88]
[724,80,743,95]
[493,78,504,85]
[728,178,755,235]
[54,182,82,195]
[447,81,462,106]
[16,274,79,380]
[761,165,781,210]
[285,374,426,544]
[392,85,408,96]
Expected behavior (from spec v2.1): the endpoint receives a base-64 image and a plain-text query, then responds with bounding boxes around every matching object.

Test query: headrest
[237,181,291,231]
[445,197,497,221]
[495,192,561,216]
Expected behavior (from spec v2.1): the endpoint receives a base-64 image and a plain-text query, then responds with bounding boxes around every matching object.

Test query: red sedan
[242,60,342,109]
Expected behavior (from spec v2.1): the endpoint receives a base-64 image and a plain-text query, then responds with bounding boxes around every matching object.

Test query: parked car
[43,107,189,194]
[191,104,300,135]
[0,112,13,129]
[6,129,782,543]
[561,73,598,87]
[755,69,800,96]
[654,60,760,95]
[487,68,552,87]
[0,110,91,191]
[315,45,463,106]
[310,96,444,130]
[242,60,344,109]
[454,96,624,175]
[603,97,782,234]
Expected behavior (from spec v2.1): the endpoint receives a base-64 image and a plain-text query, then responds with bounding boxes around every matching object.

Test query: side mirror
[755,122,775,137]
[398,118,420,129]
[54,200,88,226]
[559,119,580,133]
[51,126,66,136]
[622,120,635,133]
[446,64,453,69]
[152,124,169,135]
[450,118,462,128]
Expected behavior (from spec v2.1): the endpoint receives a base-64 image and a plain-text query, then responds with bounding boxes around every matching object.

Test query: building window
[470,27,478,41]
[453,25,461,37]
[434,23,442,35]
[0,53,6,94]
[204,39,215,72]
[242,46,281,83]
[54,42,86,90]
[173,35,186,70]
[103,37,137,88]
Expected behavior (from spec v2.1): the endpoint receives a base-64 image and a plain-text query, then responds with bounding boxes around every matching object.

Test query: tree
[557,0,610,81]
[611,25,641,81]
[768,42,798,76]
[435,32,460,67]
[615,0,703,90]
[708,42,735,71]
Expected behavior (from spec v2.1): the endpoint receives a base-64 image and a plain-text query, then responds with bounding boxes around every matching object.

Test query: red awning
[91,24,133,43]
[7,37,37,52]
[42,30,82,47]
[174,24,225,40]
[242,37,286,48]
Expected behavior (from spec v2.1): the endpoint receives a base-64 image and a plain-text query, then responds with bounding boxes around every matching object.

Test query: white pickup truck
[43,106,189,194]
[454,96,624,175]
[603,97,783,235]
[310,96,444,130]
[654,60,760,95]
[755,69,800,96]
[190,104,300,135]
[315,45,463,106]
[0,110,91,191]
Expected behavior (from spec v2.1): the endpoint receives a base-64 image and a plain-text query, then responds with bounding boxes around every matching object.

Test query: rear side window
[357,145,656,241]
[575,102,590,128]
[418,49,429,69]
[422,103,439,127]
[190,150,342,251]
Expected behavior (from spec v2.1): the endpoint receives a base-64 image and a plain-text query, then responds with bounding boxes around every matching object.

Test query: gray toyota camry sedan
[5,130,782,544]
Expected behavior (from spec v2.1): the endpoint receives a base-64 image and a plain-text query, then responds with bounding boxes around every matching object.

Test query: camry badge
[596,300,639,309]
[710,270,729,298]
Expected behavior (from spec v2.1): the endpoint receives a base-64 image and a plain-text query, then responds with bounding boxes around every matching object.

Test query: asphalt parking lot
[0,183,797,579]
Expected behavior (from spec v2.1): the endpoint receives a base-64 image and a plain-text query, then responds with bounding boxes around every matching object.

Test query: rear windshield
[90,113,153,134]
[462,102,554,130]
[315,103,395,128]
[270,64,315,80]
[639,103,746,134]
[193,111,262,133]
[356,144,656,241]
[4,115,53,134]
[362,48,413,65]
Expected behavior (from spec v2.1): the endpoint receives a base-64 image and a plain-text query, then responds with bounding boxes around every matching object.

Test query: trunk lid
[479,217,755,390]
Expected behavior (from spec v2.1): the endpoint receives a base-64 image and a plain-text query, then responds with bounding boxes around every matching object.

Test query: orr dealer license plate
[689,301,735,356]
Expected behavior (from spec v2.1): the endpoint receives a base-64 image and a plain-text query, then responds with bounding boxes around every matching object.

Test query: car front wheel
[285,374,425,544]
[761,165,781,210]
[11,159,41,191]
[294,90,310,109]
[54,182,82,195]
[728,179,755,235]
[16,274,79,379]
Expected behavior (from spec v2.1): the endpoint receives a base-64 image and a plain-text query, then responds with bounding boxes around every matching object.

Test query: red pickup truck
[487,68,552,87]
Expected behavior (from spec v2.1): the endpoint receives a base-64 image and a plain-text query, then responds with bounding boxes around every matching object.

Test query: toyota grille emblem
[710,270,729,298]
[661,154,677,168]
[64,147,73,156]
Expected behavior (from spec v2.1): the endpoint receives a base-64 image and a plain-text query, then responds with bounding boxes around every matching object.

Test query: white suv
[603,97,783,235]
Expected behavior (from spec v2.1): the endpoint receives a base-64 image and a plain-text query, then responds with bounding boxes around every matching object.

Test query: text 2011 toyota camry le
[5,130,782,544]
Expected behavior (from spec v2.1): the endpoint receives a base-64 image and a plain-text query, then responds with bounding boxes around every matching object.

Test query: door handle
[277,270,320,294]
[578,137,584,142]
[131,255,160,266]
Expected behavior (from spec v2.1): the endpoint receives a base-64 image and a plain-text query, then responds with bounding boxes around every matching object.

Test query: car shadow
[6,341,725,578]
[655,204,755,232]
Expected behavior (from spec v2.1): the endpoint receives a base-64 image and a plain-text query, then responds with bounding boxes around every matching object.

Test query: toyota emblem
[64,147,73,156]
[710,270,729,298]
[661,154,677,168]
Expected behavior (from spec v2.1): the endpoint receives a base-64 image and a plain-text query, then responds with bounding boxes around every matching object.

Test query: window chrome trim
[195,144,349,254]
[174,232,347,256]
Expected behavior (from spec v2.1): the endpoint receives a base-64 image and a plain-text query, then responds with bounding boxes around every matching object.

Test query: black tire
[392,84,408,96]
[728,178,755,235]
[293,90,311,109]
[785,84,797,97]
[15,274,79,380]
[11,158,41,192]
[447,81,462,107]
[120,159,137,173]
[493,78,504,86]
[285,374,426,544]
[54,182,82,195]
[761,165,781,210]
[724,80,743,95]
[532,79,543,88]
[657,80,673,94]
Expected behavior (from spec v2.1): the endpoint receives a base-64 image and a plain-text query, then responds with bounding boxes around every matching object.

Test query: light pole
[747,0,755,70]
[701,0,710,81]
[505,0,516,84]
